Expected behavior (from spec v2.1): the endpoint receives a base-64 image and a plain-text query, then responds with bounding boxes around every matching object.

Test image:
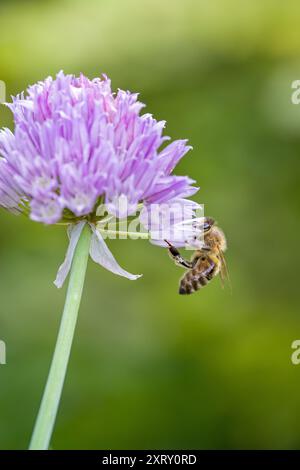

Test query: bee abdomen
[179,272,209,295]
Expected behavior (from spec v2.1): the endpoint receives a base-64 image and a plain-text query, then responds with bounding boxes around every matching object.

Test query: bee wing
[218,249,232,291]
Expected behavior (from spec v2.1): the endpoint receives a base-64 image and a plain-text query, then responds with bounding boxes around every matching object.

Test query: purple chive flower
[0,71,198,225]
[0,72,202,285]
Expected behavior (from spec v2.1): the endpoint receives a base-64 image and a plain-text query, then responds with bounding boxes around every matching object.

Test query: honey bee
[165,217,229,295]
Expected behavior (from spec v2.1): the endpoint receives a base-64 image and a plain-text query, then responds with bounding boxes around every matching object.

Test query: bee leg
[203,255,218,280]
[164,240,193,269]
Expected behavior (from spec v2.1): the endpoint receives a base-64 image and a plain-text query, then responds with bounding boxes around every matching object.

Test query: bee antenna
[164,239,172,247]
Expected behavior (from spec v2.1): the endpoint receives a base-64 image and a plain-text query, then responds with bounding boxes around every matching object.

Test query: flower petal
[54,221,86,288]
[89,224,142,280]
[140,198,203,247]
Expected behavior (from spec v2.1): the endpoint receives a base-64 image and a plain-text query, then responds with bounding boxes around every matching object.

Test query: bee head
[203,217,215,232]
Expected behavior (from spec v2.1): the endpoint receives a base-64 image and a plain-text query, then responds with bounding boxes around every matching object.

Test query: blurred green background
[0,0,300,450]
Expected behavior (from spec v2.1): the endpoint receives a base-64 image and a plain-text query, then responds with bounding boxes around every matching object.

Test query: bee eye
[201,256,206,261]
[204,217,215,231]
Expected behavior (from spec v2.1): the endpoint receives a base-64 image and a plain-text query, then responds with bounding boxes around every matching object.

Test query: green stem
[29,224,92,450]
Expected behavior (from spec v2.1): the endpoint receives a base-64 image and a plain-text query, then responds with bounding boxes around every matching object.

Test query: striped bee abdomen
[178,256,217,295]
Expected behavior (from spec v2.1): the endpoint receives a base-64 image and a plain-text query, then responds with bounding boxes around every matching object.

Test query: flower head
[0,71,198,229]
